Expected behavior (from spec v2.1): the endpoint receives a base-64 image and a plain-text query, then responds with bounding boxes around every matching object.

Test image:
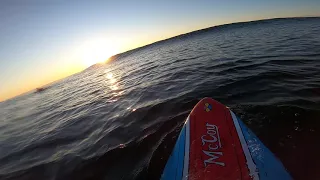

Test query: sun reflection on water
[105,71,136,111]
[105,71,123,100]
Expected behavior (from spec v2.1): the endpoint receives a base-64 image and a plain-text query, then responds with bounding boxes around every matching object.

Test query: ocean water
[0,17,320,180]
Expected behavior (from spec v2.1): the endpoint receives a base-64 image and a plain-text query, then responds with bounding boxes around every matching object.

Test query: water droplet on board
[119,144,126,148]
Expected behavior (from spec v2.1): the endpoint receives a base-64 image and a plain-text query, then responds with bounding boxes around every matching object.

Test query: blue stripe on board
[237,116,292,180]
[161,125,186,180]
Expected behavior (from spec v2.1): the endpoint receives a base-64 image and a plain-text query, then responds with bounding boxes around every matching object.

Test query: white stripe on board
[230,110,259,180]
[182,116,190,180]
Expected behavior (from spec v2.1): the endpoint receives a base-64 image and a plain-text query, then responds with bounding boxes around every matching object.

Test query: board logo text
[201,123,225,167]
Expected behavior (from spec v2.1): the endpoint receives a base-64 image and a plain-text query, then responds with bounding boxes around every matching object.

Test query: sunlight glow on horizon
[76,37,121,67]
[0,64,84,102]
[0,0,319,102]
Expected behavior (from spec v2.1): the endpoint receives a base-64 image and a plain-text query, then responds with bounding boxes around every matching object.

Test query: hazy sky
[0,0,319,101]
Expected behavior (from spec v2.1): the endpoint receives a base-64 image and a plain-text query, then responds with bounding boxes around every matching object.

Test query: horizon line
[1,15,319,102]
[109,16,320,60]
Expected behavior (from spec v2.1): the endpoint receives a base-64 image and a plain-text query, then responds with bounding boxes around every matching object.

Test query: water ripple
[0,17,320,180]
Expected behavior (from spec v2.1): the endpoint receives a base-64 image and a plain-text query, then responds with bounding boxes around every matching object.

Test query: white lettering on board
[201,123,225,167]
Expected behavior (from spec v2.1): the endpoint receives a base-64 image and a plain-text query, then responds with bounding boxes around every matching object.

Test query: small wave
[1,17,320,180]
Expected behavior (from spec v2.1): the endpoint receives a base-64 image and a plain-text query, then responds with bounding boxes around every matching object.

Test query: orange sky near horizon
[0,22,209,102]
[0,32,176,101]
[0,63,84,102]
[0,0,319,102]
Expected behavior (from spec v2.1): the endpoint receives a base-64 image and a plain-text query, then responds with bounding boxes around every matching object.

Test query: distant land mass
[82,16,320,73]
[84,63,104,71]
[106,16,319,64]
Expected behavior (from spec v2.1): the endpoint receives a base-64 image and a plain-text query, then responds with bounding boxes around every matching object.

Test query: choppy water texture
[1,17,320,180]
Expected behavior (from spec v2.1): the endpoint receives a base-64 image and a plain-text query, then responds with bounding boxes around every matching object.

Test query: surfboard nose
[162,98,292,180]
[190,97,225,116]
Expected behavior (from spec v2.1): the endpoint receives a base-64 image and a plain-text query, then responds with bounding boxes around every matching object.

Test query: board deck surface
[161,97,292,180]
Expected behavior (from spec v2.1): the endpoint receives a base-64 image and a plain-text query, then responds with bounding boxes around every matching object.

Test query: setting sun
[79,37,120,67]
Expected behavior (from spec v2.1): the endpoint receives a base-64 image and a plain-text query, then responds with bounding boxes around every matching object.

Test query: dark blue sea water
[0,17,320,180]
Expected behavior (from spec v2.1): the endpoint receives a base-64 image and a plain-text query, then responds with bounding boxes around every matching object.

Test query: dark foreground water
[1,17,320,180]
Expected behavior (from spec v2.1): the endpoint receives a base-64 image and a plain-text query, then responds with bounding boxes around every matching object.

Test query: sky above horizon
[0,0,320,101]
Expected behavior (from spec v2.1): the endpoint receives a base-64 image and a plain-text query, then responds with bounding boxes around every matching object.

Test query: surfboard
[161,97,292,180]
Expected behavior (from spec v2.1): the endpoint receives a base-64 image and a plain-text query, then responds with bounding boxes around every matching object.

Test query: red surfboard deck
[161,97,292,180]
[188,98,250,180]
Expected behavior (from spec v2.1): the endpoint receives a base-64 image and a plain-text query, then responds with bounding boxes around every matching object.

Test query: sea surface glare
[0,17,320,180]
